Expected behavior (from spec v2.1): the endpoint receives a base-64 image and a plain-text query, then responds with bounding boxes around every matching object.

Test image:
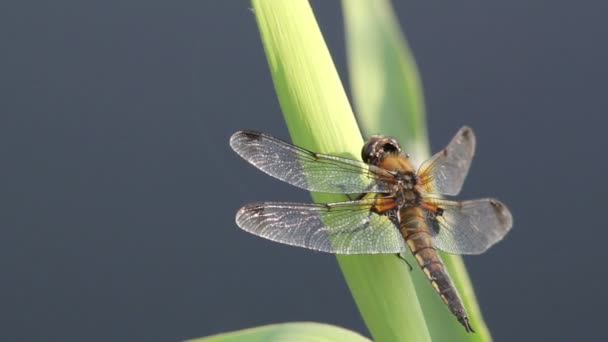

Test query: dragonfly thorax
[394,184,422,209]
[396,170,417,187]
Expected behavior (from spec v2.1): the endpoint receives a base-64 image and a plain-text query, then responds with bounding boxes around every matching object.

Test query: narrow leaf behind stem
[343,0,492,341]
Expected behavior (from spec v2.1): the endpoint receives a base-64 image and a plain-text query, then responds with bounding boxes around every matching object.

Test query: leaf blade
[343,1,493,341]
[186,322,372,342]
[251,1,432,341]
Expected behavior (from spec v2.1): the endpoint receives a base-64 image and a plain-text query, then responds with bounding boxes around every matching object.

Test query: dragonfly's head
[362,135,402,165]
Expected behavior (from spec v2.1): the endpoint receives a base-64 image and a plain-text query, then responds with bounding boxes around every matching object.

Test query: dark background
[1,1,605,341]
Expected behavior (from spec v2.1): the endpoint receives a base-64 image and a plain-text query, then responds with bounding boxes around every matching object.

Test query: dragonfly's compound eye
[361,135,402,164]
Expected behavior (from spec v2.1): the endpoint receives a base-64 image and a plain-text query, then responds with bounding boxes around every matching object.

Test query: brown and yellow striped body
[365,139,474,332]
[399,205,473,332]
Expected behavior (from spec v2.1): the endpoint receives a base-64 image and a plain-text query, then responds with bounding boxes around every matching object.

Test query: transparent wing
[423,198,513,255]
[235,199,406,254]
[230,131,396,194]
[417,126,476,196]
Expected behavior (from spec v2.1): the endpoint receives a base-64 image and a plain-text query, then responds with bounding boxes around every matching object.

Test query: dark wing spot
[428,212,442,235]
[239,130,263,140]
[242,202,265,213]
[490,199,513,227]
[460,126,472,140]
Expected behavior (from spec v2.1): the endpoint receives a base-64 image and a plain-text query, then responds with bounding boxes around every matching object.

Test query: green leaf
[186,322,372,342]
[343,0,492,341]
[342,0,428,165]
[251,0,432,341]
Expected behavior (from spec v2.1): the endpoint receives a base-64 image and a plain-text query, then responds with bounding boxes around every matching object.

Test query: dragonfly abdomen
[400,207,474,333]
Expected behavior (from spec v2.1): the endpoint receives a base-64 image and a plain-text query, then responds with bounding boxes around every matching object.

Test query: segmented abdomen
[399,206,474,332]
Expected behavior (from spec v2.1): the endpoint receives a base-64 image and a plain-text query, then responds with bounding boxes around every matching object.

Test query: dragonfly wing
[418,126,476,196]
[424,198,513,255]
[235,199,406,254]
[230,131,396,194]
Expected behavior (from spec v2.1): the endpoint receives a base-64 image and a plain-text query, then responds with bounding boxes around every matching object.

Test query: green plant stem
[252,1,432,341]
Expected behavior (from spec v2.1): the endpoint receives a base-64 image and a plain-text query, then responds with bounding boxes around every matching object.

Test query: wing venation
[230,131,396,194]
[424,198,513,255]
[235,199,406,254]
[418,126,476,196]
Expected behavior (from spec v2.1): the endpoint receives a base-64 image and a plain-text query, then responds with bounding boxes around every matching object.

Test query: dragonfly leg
[396,253,413,271]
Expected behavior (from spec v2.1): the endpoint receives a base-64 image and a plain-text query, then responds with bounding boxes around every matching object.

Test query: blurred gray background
[1,1,605,341]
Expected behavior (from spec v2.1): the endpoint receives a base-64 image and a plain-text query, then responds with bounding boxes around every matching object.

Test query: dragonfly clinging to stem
[230,127,513,332]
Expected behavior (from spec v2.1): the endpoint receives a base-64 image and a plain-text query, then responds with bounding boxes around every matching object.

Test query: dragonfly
[230,127,512,333]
